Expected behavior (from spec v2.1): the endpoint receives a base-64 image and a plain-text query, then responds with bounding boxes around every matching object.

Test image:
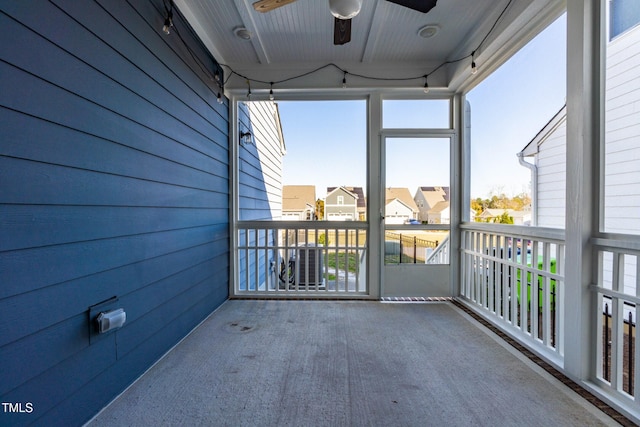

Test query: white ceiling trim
[361,0,389,63]
[234,0,270,64]
[174,0,227,65]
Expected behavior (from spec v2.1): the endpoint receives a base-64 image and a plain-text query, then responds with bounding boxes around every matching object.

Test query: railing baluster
[542,242,551,347]
[254,228,259,292]
[520,241,528,335]
[531,239,539,341]
[605,302,610,382]
[612,253,625,390]
[555,244,564,353]
[490,234,495,313]
[355,229,359,292]
[629,310,634,395]
[510,235,518,327]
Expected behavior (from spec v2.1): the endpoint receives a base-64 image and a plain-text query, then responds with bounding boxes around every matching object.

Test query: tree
[471,198,486,216]
[472,192,532,221]
[315,199,324,220]
[318,233,329,246]
[494,211,514,224]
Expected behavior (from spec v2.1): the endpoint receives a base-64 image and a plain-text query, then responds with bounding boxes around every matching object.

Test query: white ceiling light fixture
[233,27,252,41]
[418,24,440,39]
[329,0,363,20]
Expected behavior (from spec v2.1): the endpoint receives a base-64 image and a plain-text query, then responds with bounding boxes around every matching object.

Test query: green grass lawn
[326,252,359,273]
[515,258,557,308]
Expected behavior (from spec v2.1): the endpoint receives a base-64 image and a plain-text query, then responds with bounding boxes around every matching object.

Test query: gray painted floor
[88,300,619,427]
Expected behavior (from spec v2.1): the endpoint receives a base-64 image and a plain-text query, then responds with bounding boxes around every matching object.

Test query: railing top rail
[238,220,368,230]
[385,224,450,231]
[460,222,565,242]
[591,233,640,253]
[425,235,450,263]
[590,284,640,306]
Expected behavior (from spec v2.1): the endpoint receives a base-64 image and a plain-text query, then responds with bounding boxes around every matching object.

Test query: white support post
[229,96,239,297]
[563,0,605,380]
[367,93,382,299]
[451,93,465,297]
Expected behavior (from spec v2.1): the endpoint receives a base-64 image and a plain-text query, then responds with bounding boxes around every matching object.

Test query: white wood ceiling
[175,0,564,92]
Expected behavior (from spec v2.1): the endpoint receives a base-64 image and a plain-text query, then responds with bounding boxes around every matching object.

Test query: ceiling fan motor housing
[329,0,363,20]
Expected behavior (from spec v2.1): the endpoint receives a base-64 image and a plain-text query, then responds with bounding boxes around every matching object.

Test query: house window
[337,195,344,205]
[604,0,640,238]
[610,0,640,39]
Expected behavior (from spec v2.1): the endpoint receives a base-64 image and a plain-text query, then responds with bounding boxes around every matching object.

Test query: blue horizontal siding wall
[0,1,229,425]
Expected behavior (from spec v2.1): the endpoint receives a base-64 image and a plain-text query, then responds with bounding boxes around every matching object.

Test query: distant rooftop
[282,185,316,211]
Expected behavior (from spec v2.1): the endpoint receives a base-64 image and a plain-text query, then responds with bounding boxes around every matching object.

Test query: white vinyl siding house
[385,199,414,224]
[521,19,640,296]
[239,101,287,220]
[385,188,419,224]
[426,202,475,224]
[520,106,567,229]
[427,201,450,224]
[522,25,640,234]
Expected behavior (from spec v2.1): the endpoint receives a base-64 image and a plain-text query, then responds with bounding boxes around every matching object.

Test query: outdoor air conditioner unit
[297,244,325,288]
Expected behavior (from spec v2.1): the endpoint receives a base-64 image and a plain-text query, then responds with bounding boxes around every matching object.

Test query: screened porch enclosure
[224,1,640,422]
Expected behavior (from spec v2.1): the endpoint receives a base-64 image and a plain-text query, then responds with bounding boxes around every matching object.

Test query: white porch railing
[460,223,565,365]
[426,234,450,264]
[235,221,368,297]
[591,234,640,403]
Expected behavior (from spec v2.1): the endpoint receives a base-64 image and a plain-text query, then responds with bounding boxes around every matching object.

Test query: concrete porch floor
[88,300,621,426]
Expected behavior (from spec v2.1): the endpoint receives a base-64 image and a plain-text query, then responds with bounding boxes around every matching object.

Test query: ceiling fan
[252,0,438,45]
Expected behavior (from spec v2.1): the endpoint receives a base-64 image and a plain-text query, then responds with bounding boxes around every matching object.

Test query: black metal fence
[384,232,438,264]
[603,300,635,396]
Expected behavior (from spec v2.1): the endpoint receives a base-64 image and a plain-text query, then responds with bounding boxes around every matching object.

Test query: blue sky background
[276,14,567,199]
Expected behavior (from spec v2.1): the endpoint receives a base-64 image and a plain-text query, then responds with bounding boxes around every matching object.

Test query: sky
[275,14,567,199]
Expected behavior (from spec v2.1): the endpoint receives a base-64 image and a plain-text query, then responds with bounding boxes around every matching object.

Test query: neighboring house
[325,186,363,220]
[385,188,419,224]
[520,11,640,296]
[239,101,287,221]
[520,8,640,234]
[282,185,316,220]
[427,201,476,224]
[414,186,449,222]
[477,208,531,225]
[511,210,532,226]
[518,105,567,228]
[427,201,450,224]
[477,208,507,222]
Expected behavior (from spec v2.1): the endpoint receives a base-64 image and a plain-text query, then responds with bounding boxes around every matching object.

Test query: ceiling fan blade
[334,17,351,45]
[386,0,437,14]
[252,0,298,13]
